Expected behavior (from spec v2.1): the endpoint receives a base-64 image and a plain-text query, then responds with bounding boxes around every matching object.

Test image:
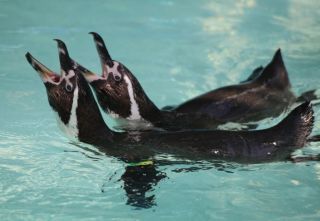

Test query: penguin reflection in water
[26,40,319,208]
[74,32,319,131]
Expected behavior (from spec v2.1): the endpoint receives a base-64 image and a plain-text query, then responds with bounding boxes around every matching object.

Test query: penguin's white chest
[55,86,79,140]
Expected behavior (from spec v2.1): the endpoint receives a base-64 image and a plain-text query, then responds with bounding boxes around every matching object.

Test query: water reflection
[69,142,166,208]
[69,139,320,209]
[121,164,166,208]
[69,142,255,209]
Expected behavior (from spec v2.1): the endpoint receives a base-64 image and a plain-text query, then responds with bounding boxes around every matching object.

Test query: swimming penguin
[74,32,317,131]
[25,39,316,163]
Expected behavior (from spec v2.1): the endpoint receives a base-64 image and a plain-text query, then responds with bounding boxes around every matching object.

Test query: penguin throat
[55,86,79,140]
[123,75,142,120]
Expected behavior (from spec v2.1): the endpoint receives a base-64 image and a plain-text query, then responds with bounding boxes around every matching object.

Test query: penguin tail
[255,49,291,89]
[275,101,314,147]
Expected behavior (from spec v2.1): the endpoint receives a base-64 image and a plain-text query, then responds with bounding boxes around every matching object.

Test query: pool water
[1,0,320,220]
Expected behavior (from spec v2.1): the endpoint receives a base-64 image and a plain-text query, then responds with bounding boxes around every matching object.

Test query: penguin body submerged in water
[73,33,317,131]
[25,40,315,164]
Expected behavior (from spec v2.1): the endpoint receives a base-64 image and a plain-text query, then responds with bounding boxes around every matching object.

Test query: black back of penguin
[173,49,296,122]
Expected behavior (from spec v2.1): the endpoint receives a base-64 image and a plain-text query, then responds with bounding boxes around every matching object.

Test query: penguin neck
[76,85,114,145]
[123,75,162,124]
[135,96,162,124]
[76,107,114,146]
[55,76,116,146]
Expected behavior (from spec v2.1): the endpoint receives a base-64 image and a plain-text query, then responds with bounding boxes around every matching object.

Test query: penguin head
[76,32,150,121]
[26,41,78,124]
[25,39,106,140]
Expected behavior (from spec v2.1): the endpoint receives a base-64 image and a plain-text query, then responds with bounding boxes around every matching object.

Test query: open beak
[89,32,113,77]
[25,52,60,83]
[71,59,100,83]
[54,39,73,75]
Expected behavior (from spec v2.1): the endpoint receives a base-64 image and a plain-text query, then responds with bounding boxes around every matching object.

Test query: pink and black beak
[25,52,60,84]
[74,32,116,82]
[71,59,101,83]
[54,39,74,76]
[89,32,122,80]
[89,32,113,67]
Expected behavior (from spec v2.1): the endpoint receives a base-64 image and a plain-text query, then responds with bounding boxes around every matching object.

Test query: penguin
[74,32,317,131]
[25,39,316,164]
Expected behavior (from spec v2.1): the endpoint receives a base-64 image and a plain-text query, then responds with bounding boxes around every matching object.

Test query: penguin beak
[89,32,113,78]
[54,39,73,75]
[71,59,101,83]
[25,52,60,83]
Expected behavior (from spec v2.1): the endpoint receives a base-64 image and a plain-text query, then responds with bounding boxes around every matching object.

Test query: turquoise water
[1,0,320,220]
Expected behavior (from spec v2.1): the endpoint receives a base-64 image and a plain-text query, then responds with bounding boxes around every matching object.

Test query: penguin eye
[114,75,122,82]
[65,83,73,92]
[109,72,122,82]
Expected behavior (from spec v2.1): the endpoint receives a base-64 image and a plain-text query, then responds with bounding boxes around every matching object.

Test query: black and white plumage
[26,40,315,164]
[74,33,317,131]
